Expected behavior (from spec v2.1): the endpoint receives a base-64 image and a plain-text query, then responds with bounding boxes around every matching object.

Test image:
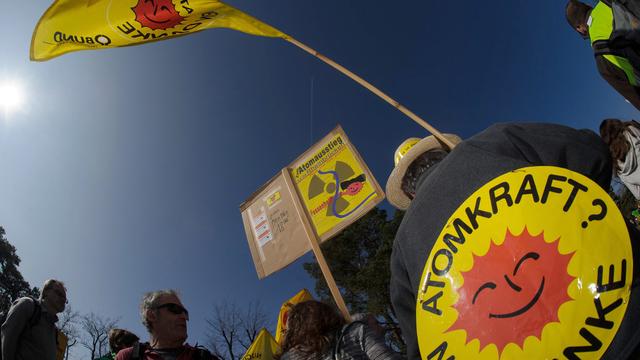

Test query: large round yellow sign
[416,167,632,359]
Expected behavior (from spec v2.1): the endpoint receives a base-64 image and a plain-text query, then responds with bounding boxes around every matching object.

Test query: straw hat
[386,134,462,210]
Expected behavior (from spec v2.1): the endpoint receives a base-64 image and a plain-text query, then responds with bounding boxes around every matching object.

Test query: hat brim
[386,134,462,210]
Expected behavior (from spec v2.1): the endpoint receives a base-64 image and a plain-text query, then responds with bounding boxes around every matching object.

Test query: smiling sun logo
[132,0,185,30]
[415,167,633,360]
[449,228,574,353]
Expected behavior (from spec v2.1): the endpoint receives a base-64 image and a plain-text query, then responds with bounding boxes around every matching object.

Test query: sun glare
[0,79,26,117]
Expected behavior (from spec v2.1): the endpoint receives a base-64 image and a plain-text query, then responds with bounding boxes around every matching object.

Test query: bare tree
[79,312,119,359]
[58,305,81,360]
[238,301,268,350]
[206,301,268,360]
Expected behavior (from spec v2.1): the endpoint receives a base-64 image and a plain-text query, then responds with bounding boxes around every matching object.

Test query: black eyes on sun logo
[143,0,171,20]
[471,252,545,319]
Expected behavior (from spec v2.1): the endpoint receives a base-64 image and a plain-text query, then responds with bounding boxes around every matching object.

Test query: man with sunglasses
[116,289,218,360]
[1,279,67,360]
[386,123,640,359]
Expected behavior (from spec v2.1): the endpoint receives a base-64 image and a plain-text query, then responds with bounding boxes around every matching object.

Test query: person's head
[140,289,189,346]
[385,134,461,210]
[278,300,345,357]
[108,328,139,353]
[566,0,592,38]
[600,118,635,171]
[40,279,67,314]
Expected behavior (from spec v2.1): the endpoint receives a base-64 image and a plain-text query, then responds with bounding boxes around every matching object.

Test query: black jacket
[595,53,640,111]
[391,123,640,359]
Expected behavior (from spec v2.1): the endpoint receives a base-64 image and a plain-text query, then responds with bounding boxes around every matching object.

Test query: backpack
[0,297,42,360]
[131,342,220,360]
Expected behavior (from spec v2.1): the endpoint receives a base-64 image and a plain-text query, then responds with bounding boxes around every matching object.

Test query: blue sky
[1,0,639,358]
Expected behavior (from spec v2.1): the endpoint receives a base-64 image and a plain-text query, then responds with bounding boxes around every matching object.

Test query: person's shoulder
[336,320,368,341]
[10,297,37,312]
[345,320,367,331]
[183,344,219,359]
[94,355,115,360]
[466,122,600,146]
[479,122,581,135]
[115,346,134,360]
[279,348,313,360]
[14,297,36,305]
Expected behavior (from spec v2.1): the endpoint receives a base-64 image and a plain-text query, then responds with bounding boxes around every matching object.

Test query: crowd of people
[3,119,640,360]
[0,284,400,360]
[1,284,220,360]
[5,1,640,359]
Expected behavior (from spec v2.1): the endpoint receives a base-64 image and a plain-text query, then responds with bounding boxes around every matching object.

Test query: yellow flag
[241,328,279,360]
[274,289,314,344]
[31,0,287,61]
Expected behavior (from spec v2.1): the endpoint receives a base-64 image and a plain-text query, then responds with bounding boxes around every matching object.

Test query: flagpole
[284,36,456,150]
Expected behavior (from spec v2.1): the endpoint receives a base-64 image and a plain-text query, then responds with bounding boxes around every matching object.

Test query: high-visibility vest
[589,1,640,86]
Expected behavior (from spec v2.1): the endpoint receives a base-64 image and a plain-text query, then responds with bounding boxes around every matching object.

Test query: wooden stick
[307,230,353,322]
[285,36,456,150]
[282,169,352,322]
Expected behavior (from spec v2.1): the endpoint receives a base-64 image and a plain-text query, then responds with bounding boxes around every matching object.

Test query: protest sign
[241,125,384,319]
[416,166,632,360]
[288,125,384,240]
[241,171,311,279]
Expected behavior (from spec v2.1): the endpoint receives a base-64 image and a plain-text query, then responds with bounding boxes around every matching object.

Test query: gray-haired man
[116,289,218,360]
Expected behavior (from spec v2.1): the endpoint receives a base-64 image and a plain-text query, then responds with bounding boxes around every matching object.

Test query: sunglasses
[154,303,189,318]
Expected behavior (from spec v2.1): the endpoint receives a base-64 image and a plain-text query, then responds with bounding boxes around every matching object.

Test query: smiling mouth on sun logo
[132,0,185,30]
[448,228,575,353]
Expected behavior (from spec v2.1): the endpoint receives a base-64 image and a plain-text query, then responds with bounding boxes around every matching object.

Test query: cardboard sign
[241,171,311,279]
[241,125,384,278]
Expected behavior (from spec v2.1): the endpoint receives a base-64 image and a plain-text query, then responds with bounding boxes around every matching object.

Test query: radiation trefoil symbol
[307,161,371,218]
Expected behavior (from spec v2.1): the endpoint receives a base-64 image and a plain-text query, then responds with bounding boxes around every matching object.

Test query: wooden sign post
[282,168,352,321]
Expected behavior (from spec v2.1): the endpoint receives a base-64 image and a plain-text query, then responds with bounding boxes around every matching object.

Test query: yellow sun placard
[416,167,632,359]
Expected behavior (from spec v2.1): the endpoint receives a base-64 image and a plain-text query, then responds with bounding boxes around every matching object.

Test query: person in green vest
[566,0,640,110]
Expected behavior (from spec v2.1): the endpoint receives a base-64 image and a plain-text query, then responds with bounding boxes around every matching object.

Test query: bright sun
[0,79,26,117]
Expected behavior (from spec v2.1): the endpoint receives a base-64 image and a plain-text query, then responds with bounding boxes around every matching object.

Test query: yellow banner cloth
[31,0,287,61]
[241,328,279,360]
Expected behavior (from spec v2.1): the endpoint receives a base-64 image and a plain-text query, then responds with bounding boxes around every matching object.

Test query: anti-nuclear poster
[240,171,311,279]
[289,126,384,240]
[416,166,632,360]
[241,125,384,279]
